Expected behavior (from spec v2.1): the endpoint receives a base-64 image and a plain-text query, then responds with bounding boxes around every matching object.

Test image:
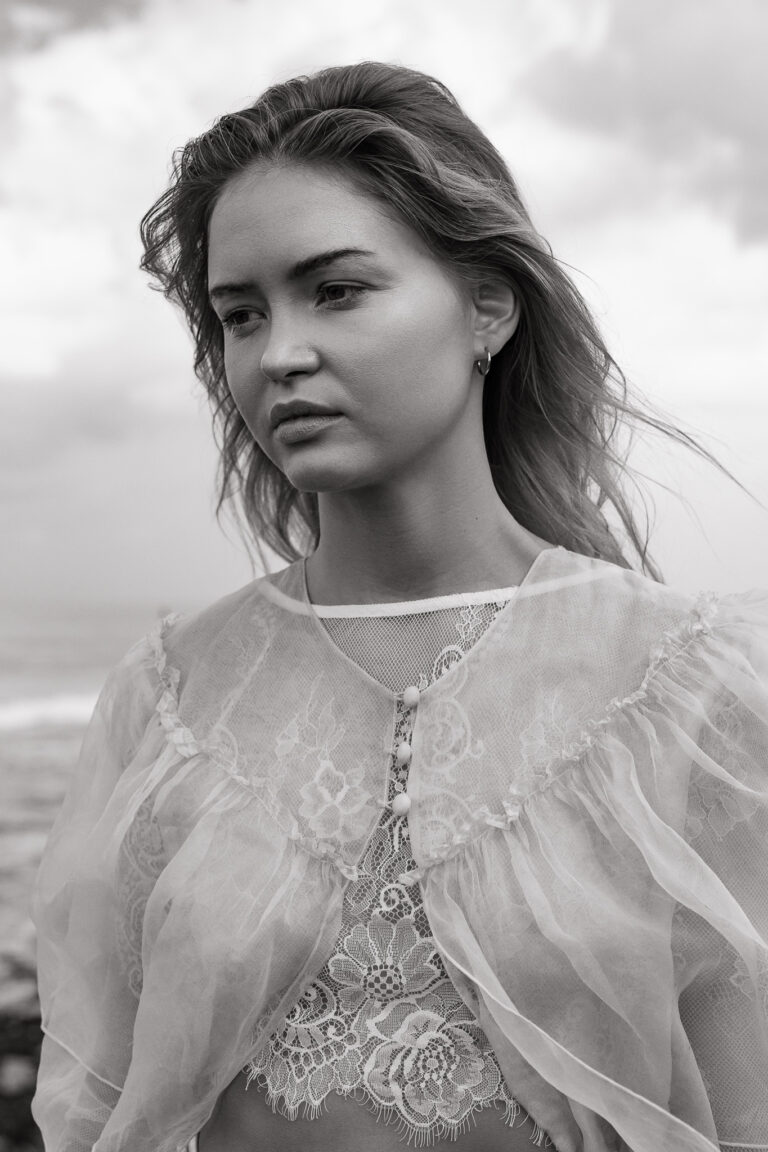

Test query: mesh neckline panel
[310,598,517,695]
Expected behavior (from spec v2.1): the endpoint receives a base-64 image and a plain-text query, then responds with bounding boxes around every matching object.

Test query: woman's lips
[273,413,344,443]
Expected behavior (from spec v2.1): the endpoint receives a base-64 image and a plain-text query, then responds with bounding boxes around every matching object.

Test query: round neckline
[296,545,563,705]
[298,566,525,618]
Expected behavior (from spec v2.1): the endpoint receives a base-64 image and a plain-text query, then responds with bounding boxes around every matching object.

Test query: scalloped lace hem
[244,1073,555,1147]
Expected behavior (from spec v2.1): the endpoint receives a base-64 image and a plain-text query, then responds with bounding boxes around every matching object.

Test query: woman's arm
[675,591,768,1150]
[30,623,169,1151]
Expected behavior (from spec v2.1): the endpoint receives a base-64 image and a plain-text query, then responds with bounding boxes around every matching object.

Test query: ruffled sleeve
[419,584,768,1152]
[29,596,353,1152]
[30,616,178,1151]
[672,588,768,1150]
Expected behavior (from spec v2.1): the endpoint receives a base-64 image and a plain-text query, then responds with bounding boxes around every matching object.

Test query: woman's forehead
[211,162,379,226]
[207,164,430,282]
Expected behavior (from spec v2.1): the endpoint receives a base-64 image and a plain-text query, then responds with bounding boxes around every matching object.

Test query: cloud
[1,0,766,607]
[0,305,198,493]
[1,0,148,56]
[521,0,768,242]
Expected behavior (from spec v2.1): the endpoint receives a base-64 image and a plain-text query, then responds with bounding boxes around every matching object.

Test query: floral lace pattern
[244,599,534,1145]
[115,793,166,999]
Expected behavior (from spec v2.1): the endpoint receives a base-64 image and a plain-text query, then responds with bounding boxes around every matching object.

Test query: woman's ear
[471,279,520,358]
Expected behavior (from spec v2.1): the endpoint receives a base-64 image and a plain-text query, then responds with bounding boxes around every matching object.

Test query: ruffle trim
[140,588,755,875]
[146,612,202,758]
[244,1070,555,1148]
[434,588,731,862]
[549,588,721,767]
[144,591,720,761]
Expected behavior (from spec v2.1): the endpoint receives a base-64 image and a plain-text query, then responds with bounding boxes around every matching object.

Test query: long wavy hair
[139,60,757,583]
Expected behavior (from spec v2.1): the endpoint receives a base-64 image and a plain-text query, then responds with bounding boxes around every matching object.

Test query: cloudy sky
[2,0,767,612]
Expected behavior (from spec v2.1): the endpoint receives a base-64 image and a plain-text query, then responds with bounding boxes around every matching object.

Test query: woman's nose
[255,307,319,381]
[260,339,319,383]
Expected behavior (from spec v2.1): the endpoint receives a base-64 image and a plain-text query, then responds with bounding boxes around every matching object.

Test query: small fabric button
[392,792,411,817]
[396,741,412,765]
[403,686,420,709]
[503,799,522,823]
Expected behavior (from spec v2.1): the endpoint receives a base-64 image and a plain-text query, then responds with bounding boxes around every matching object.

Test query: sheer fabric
[245,593,546,1145]
[30,545,768,1152]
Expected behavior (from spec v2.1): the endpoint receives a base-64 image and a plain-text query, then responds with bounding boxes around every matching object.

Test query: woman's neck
[305,469,552,606]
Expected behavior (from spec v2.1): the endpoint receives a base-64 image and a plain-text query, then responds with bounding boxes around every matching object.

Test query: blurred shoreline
[0,601,173,1149]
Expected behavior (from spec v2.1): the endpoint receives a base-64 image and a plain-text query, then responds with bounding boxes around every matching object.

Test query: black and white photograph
[1,2,767,1150]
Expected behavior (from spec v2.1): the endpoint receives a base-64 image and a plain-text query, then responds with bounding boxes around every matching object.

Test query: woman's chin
[286,468,371,494]
[280,454,383,495]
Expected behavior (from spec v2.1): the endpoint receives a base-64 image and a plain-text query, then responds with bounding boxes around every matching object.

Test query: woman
[31,61,768,1152]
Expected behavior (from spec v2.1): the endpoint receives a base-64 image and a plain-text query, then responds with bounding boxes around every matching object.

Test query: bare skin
[208,161,553,608]
[200,161,554,1151]
[198,1071,545,1151]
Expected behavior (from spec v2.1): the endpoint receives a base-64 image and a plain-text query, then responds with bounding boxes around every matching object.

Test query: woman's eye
[317,283,367,306]
[220,285,366,336]
[221,308,259,334]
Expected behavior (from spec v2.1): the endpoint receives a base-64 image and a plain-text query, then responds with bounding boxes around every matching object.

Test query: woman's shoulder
[155,564,301,664]
[528,550,768,717]
[138,562,303,695]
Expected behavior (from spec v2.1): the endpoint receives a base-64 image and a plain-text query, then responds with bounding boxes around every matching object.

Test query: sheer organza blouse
[31,545,768,1152]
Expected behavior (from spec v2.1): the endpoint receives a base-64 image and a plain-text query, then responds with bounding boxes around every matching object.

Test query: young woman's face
[207,162,481,493]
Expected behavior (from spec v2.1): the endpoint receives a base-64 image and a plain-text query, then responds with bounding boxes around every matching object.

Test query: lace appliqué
[115,793,166,999]
[244,600,535,1145]
[147,613,380,877]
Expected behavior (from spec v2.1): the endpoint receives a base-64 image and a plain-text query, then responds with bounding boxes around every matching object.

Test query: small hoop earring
[475,347,492,377]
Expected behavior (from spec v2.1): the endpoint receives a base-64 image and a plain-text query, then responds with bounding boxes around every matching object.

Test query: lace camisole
[238,579,551,1147]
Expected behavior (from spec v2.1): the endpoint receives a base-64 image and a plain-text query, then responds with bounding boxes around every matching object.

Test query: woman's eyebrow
[208,247,378,302]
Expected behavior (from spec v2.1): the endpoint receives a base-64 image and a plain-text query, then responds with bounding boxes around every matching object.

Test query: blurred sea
[0,600,177,1019]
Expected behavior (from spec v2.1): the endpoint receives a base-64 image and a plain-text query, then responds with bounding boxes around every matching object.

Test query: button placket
[390,685,420,818]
